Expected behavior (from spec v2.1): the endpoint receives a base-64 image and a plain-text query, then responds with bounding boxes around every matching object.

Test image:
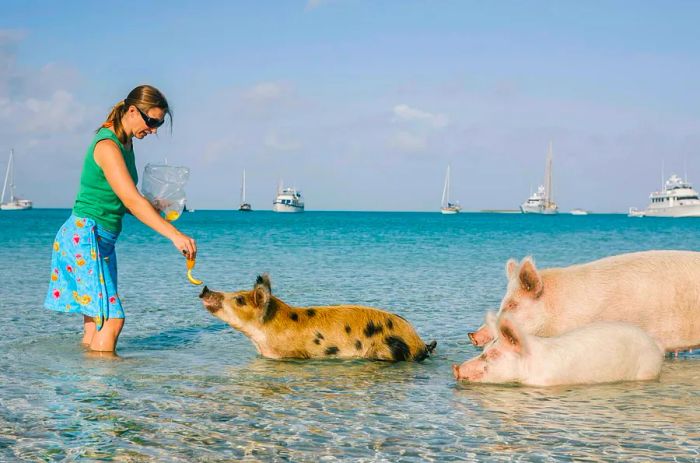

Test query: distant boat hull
[239,203,252,212]
[272,203,304,213]
[570,209,589,215]
[440,206,461,214]
[628,205,700,218]
[520,204,558,215]
[0,200,32,211]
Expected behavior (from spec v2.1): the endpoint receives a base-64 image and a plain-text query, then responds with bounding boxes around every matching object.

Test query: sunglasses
[136,106,166,129]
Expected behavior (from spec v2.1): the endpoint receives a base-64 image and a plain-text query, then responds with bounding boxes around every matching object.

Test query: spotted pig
[199,274,436,362]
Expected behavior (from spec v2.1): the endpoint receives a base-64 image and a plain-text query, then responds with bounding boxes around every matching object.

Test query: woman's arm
[94,139,197,258]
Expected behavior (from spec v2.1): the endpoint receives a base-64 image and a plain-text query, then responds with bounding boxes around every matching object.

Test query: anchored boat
[520,142,558,215]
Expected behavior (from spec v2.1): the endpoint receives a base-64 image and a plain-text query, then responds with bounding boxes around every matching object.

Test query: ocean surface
[1,209,699,462]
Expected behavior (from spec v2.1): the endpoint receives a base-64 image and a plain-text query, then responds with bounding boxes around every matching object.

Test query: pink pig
[468,250,700,352]
[454,313,663,386]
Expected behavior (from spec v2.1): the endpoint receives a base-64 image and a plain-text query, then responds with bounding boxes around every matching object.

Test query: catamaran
[440,164,462,214]
[1,149,32,211]
[272,180,304,213]
[520,142,558,214]
[628,173,700,218]
[239,169,252,211]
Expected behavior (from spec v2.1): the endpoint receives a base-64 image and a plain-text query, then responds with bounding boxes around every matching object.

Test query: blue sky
[1,1,699,211]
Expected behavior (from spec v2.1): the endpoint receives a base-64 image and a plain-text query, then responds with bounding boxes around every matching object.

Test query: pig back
[545,250,700,351]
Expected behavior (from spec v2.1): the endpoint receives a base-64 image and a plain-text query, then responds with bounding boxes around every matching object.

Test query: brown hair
[98,85,172,145]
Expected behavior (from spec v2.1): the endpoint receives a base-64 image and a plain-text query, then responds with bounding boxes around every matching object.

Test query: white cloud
[264,130,302,152]
[243,82,290,103]
[393,104,449,128]
[23,90,87,132]
[389,130,427,152]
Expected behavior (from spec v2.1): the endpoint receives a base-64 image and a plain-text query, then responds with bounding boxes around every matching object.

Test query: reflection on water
[1,211,700,461]
[3,329,699,462]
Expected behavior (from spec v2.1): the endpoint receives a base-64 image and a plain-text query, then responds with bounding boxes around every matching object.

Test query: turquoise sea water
[1,209,699,461]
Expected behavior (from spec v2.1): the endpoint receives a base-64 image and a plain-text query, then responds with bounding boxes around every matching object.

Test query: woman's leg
[82,315,97,345]
[89,317,125,352]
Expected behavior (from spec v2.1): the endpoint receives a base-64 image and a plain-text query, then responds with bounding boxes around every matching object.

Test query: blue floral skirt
[44,215,124,330]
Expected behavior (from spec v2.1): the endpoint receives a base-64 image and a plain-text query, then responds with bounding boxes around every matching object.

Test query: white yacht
[272,181,304,213]
[570,208,590,215]
[440,164,462,214]
[520,142,558,215]
[628,174,700,218]
[1,149,32,211]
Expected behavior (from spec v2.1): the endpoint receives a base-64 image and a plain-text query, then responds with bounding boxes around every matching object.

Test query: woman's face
[127,106,166,139]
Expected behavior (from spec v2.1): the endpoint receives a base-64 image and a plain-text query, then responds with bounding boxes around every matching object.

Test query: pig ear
[505,258,518,280]
[498,316,528,355]
[518,257,543,297]
[253,275,275,322]
[254,273,272,294]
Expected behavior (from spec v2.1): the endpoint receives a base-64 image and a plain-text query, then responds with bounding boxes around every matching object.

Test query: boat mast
[241,169,246,204]
[1,149,13,204]
[544,142,553,206]
[661,160,665,191]
[441,165,450,207]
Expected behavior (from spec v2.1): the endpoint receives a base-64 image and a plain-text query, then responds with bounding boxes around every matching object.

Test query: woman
[44,85,196,353]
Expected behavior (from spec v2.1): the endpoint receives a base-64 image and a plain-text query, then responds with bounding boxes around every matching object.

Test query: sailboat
[238,169,252,211]
[520,142,558,214]
[440,164,462,214]
[1,149,32,211]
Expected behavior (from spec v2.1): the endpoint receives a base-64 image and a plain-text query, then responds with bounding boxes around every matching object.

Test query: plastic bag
[141,164,190,221]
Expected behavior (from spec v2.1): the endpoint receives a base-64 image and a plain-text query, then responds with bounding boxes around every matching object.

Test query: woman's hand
[171,232,197,260]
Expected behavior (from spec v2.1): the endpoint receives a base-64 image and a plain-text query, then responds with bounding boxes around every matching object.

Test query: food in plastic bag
[141,164,190,222]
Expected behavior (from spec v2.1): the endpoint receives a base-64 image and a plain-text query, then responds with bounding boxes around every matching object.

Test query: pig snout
[452,360,485,382]
[199,286,224,313]
[468,326,493,347]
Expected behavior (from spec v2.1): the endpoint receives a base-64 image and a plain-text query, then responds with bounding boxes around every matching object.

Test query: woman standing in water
[44,85,196,352]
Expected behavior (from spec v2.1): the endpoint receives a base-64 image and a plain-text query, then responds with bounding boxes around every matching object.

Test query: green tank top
[73,128,138,233]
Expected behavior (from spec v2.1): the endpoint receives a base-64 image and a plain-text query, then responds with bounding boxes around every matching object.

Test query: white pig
[468,250,700,352]
[454,313,664,386]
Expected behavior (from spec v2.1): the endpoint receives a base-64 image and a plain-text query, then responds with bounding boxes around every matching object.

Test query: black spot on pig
[306,309,316,317]
[289,312,299,322]
[325,346,339,356]
[345,325,351,334]
[315,332,324,340]
[385,336,410,361]
[364,321,383,337]
[386,319,394,330]
[313,338,321,345]
[355,340,362,350]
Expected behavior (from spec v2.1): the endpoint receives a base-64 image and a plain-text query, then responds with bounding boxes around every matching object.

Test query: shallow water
[1,210,699,461]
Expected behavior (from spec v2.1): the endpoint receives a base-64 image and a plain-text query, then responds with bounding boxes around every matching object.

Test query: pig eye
[235,296,245,306]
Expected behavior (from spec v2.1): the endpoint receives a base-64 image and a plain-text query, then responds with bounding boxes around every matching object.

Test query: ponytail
[99,100,129,145]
